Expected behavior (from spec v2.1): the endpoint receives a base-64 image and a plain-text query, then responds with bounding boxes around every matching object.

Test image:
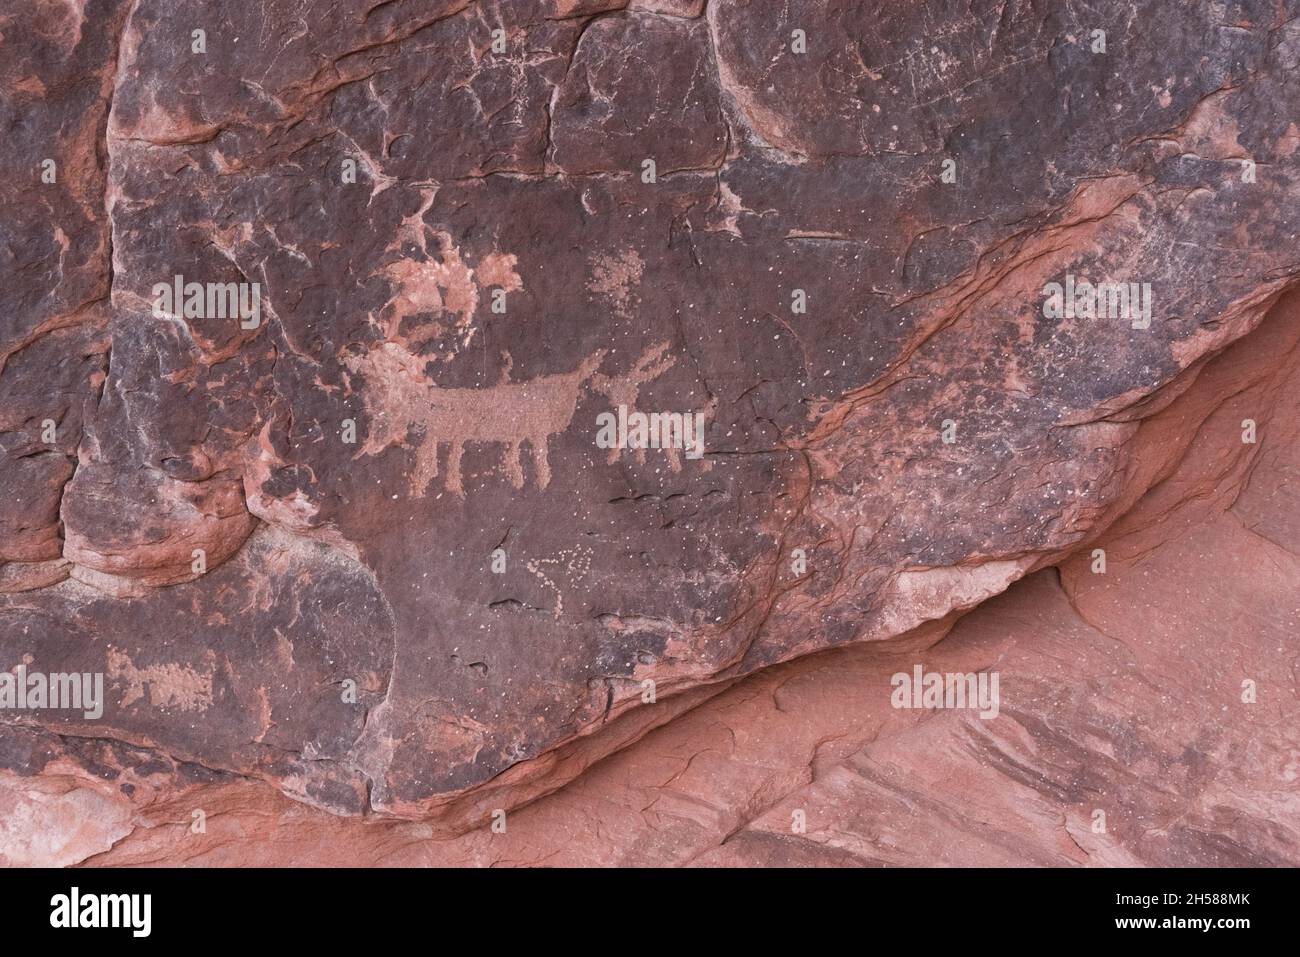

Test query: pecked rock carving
[347,341,684,496]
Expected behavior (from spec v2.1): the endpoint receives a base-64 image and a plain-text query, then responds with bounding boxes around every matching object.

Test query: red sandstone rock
[1,0,1298,866]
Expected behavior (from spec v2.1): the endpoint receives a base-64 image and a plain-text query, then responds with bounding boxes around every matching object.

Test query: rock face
[1,0,1298,865]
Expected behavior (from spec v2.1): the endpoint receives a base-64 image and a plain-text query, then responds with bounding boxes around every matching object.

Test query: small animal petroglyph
[526,546,594,620]
[348,341,676,496]
[589,343,716,472]
[588,342,686,470]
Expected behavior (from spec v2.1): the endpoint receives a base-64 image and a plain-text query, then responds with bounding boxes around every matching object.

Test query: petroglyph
[380,227,479,353]
[347,342,676,497]
[526,546,594,620]
[590,342,679,470]
[106,647,215,714]
[587,250,644,319]
[589,343,716,473]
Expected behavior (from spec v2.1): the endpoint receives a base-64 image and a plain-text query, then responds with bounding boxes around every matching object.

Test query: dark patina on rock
[1,0,1298,845]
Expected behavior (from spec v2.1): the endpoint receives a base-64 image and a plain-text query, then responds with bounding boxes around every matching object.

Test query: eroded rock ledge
[2,0,1298,864]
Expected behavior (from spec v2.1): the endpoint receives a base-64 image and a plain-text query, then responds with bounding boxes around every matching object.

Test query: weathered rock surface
[2,0,1298,864]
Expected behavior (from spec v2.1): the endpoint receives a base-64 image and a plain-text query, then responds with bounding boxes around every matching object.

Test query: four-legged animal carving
[351,341,682,496]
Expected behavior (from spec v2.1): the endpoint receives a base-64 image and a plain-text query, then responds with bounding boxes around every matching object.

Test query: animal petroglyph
[348,341,676,496]
[589,342,716,472]
[526,546,594,620]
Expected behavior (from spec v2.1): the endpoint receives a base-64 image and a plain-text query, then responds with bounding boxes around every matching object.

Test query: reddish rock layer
[1,0,1298,861]
[5,287,1297,867]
